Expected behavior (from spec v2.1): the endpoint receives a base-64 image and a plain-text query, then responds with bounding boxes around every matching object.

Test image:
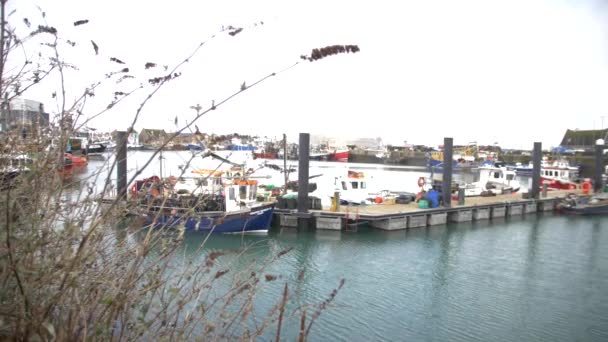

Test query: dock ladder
[344,206,360,232]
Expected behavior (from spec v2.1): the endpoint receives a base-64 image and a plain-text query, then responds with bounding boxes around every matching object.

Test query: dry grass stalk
[0,3,351,340]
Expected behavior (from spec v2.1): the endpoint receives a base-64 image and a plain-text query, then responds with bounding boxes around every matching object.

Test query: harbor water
[180,214,608,341]
[84,151,608,340]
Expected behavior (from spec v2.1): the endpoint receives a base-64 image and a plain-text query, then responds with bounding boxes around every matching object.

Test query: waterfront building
[0,98,50,139]
[559,128,608,153]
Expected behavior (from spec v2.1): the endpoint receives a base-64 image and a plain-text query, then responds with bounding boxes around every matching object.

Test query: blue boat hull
[144,203,275,233]
[187,144,204,151]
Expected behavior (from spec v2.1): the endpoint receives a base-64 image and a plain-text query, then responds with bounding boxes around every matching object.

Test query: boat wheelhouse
[462,165,520,197]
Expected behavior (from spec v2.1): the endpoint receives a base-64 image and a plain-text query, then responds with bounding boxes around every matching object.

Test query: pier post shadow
[531,142,541,199]
[116,130,128,200]
[442,137,453,208]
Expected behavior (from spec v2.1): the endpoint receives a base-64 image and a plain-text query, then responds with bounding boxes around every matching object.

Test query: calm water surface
[84,152,608,340]
[178,215,608,341]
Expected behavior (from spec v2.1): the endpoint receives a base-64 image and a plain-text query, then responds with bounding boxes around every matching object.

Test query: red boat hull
[541,177,577,190]
[253,152,278,159]
[330,150,349,163]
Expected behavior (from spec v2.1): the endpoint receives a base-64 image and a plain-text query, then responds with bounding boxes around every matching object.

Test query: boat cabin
[333,171,373,204]
[464,166,520,196]
[541,168,576,182]
[479,167,517,184]
[173,169,225,196]
[225,179,258,212]
[337,171,367,192]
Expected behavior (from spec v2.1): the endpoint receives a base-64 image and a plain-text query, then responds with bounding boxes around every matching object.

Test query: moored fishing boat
[556,193,608,215]
[539,160,579,190]
[329,149,349,162]
[331,170,374,205]
[462,164,520,197]
[65,153,87,167]
[85,143,107,155]
[133,170,275,233]
[253,150,278,159]
[507,158,579,182]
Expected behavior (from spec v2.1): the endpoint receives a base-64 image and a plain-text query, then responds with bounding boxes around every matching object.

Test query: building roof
[140,128,167,137]
[560,129,608,147]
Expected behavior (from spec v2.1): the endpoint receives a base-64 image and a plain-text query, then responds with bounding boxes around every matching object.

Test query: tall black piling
[594,139,604,193]
[283,133,288,195]
[531,142,542,199]
[297,133,312,231]
[116,131,128,199]
[442,137,453,208]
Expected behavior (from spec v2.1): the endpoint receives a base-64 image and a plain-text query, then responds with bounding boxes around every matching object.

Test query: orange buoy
[581,179,591,194]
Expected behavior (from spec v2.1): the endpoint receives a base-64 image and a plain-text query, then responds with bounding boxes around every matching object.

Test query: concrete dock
[274,189,581,231]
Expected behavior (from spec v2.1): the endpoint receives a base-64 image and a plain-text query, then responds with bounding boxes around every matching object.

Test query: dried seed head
[264,274,277,282]
[215,269,229,279]
[302,44,360,62]
[228,27,243,36]
[110,57,126,64]
[208,251,224,261]
[74,19,89,26]
[30,25,58,36]
[148,72,181,85]
[277,247,294,258]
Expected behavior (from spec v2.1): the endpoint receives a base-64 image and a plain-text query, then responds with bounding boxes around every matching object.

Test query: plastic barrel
[287,198,297,209]
[418,199,429,209]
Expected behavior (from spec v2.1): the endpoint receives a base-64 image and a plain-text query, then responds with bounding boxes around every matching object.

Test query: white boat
[462,165,520,197]
[0,154,33,189]
[332,170,374,205]
[540,160,579,190]
[508,158,579,177]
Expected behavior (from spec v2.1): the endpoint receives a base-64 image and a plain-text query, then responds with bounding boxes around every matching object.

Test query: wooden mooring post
[297,133,313,231]
[442,137,453,208]
[595,139,604,193]
[116,131,128,200]
[531,142,542,199]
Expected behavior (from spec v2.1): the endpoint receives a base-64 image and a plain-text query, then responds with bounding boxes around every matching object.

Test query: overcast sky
[9,0,608,149]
